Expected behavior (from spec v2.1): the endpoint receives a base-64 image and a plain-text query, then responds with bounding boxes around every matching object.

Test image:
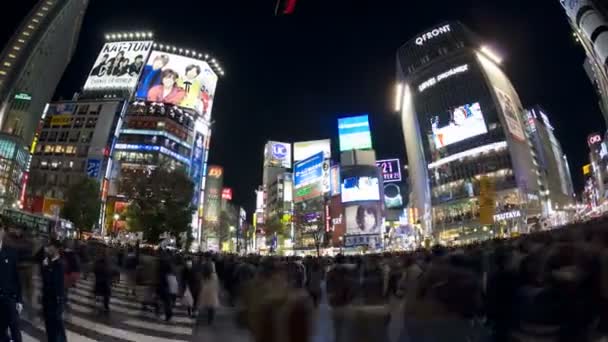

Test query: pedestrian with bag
[181,257,201,317]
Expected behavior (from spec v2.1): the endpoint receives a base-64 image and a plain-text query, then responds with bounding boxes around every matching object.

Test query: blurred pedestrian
[41,239,67,342]
[181,257,201,317]
[93,250,112,314]
[199,261,220,325]
[0,224,23,342]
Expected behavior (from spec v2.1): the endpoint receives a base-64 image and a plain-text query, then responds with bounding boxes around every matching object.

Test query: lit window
[22,32,30,36]
[32,19,39,23]
[46,1,54,5]
[0,71,6,75]
[42,6,49,11]
[36,12,44,17]
[3,62,11,67]
[40,160,48,167]
[17,39,25,43]
[7,54,15,59]
[51,161,59,169]
[27,25,35,29]
[68,161,74,168]
[12,46,20,51]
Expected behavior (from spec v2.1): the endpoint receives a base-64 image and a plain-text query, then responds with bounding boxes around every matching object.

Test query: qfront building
[396,22,542,243]
[0,0,89,207]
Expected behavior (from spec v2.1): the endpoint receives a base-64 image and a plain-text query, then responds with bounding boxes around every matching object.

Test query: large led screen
[294,152,324,188]
[430,102,487,149]
[135,51,218,120]
[345,203,382,235]
[341,176,381,203]
[265,141,292,169]
[338,115,372,151]
[84,41,153,92]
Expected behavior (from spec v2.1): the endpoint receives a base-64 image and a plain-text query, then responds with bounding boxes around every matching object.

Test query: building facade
[26,100,123,217]
[0,0,89,207]
[560,0,608,124]
[524,106,575,217]
[396,22,541,243]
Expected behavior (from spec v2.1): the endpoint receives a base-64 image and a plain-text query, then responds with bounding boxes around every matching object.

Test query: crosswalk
[19,274,196,342]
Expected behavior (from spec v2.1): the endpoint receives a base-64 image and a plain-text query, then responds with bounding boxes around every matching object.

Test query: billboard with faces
[84,41,153,92]
[135,51,218,120]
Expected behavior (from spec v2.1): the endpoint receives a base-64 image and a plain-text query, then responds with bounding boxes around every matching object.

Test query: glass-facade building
[397,22,541,243]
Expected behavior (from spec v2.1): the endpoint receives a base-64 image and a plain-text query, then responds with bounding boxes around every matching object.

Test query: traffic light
[275,0,298,15]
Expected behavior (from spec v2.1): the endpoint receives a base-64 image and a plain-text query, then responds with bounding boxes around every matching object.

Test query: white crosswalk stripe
[16,274,196,342]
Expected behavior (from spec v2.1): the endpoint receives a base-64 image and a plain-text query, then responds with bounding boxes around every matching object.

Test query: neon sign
[415,24,451,46]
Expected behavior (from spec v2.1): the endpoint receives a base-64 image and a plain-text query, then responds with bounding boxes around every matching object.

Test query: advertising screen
[330,165,341,196]
[293,139,331,162]
[203,165,223,223]
[84,41,153,92]
[341,176,381,203]
[190,133,205,205]
[376,159,401,183]
[494,88,525,142]
[135,51,218,120]
[338,115,373,151]
[383,183,403,208]
[430,102,488,149]
[265,141,292,169]
[294,152,325,188]
[345,203,382,235]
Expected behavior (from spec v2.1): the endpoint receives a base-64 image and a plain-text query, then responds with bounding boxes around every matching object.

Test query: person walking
[156,257,175,322]
[181,258,201,317]
[199,261,220,325]
[41,240,67,342]
[0,224,23,342]
[93,250,112,314]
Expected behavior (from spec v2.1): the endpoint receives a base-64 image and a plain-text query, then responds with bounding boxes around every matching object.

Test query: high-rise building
[559,0,608,124]
[0,0,89,207]
[25,99,124,217]
[396,22,541,243]
[523,107,575,216]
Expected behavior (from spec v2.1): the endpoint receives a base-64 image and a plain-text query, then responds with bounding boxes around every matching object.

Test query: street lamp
[113,213,120,234]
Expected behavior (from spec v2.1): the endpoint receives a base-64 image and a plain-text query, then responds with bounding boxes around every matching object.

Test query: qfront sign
[415,24,451,46]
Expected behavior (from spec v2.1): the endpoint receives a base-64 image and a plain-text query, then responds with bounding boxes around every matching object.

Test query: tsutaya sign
[415,24,451,46]
[493,210,521,222]
[418,64,469,92]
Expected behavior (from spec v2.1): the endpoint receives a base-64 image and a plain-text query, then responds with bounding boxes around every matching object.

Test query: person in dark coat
[156,256,174,321]
[181,258,202,317]
[93,251,112,314]
[41,239,67,342]
[0,225,23,342]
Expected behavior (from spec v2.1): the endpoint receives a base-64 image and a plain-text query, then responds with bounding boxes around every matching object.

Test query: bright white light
[128,33,134,38]
[159,44,164,49]
[172,46,176,52]
[111,34,116,39]
[147,32,153,38]
[204,54,209,59]
[116,33,122,39]
[394,83,403,112]
[198,53,203,58]
[135,32,141,38]
[105,34,110,40]
[179,48,183,53]
[481,46,502,64]
[428,141,508,168]
[211,58,216,63]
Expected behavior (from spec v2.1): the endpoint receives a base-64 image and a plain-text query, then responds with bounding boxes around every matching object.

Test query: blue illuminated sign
[338,114,372,151]
[294,151,324,188]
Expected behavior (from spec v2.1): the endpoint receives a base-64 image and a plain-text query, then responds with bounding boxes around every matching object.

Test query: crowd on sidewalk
[2,215,608,341]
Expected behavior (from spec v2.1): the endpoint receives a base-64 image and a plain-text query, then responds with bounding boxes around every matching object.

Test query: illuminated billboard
[383,183,403,208]
[222,188,233,200]
[341,176,381,203]
[330,165,341,196]
[135,51,218,119]
[84,41,153,92]
[203,165,223,223]
[430,102,488,149]
[264,141,292,169]
[293,152,329,202]
[376,159,401,183]
[338,115,373,151]
[293,139,331,162]
[345,203,382,235]
[494,88,525,142]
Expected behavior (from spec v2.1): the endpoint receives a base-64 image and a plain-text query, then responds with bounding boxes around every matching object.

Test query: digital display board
[84,41,153,92]
[494,87,526,142]
[345,203,382,235]
[383,183,403,208]
[294,152,324,188]
[293,139,331,162]
[265,141,292,169]
[376,159,401,183]
[135,51,218,120]
[341,176,381,203]
[330,165,341,196]
[203,165,223,223]
[430,102,488,149]
[338,115,373,151]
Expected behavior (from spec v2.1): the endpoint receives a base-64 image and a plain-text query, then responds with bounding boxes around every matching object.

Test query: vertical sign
[479,176,496,225]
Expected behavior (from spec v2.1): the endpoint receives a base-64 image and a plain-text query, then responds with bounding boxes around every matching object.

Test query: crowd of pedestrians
[1,216,608,341]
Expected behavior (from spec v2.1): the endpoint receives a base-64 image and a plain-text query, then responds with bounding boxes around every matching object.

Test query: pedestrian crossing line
[20,313,130,342]
[68,315,190,342]
[121,319,193,335]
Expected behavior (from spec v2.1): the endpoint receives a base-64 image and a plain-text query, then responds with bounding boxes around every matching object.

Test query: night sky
[0,0,604,214]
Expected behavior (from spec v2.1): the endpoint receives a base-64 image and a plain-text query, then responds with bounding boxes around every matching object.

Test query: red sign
[222,188,233,200]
